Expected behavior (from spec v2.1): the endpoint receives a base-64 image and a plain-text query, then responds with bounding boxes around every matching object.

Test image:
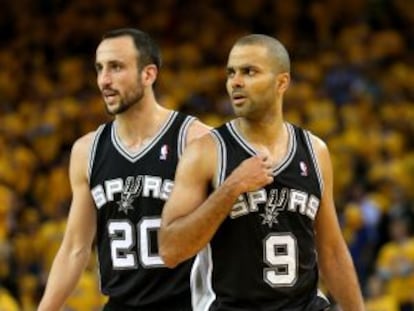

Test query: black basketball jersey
[192,121,330,311]
[88,111,195,310]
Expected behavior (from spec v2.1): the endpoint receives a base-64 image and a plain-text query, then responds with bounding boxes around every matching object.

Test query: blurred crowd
[0,0,413,310]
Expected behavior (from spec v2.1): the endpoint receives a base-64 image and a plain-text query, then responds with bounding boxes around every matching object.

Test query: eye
[226,68,235,78]
[246,67,257,76]
[95,64,102,73]
[111,63,122,71]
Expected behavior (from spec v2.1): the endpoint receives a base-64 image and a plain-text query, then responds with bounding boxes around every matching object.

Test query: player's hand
[225,154,274,194]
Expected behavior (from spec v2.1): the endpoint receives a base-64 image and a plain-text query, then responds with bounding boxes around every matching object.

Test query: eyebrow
[96,59,124,66]
[227,64,259,71]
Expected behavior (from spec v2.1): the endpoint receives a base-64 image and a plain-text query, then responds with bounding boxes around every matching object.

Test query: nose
[98,70,112,88]
[229,72,244,89]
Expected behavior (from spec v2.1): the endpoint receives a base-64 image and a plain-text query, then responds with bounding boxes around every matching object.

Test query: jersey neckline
[226,120,297,175]
[111,111,178,163]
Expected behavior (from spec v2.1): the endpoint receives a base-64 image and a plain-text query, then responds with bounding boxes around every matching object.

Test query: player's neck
[236,115,285,147]
[235,116,289,165]
[114,97,172,150]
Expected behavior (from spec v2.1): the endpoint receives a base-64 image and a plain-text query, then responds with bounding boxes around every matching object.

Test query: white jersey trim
[191,244,216,311]
[210,130,227,187]
[177,116,197,158]
[111,111,177,163]
[227,121,297,176]
[303,130,324,195]
[317,288,330,305]
[87,124,106,184]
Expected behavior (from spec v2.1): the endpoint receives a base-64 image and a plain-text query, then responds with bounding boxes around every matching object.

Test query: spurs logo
[260,188,288,228]
[91,175,174,209]
[230,187,320,223]
[117,176,143,215]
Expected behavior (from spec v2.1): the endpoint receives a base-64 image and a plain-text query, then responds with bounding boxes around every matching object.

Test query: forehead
[96,36,137,63]
[227,44,270,68]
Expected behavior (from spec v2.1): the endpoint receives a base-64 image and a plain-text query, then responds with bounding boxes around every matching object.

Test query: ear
[141,64,158,86]
[277,72,290,93]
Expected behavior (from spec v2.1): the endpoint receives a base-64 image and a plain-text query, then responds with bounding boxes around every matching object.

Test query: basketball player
[159,34,365,310]
[37,28,210,311]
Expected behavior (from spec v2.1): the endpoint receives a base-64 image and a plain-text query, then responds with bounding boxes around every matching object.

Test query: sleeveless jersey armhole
[87,124,106,185]
[303,130,324,195]
[177,116,197,158]
[210,130,226,189]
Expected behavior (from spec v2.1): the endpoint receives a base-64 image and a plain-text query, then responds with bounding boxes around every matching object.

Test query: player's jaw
[103,87,144,115]
[230,90,252,117]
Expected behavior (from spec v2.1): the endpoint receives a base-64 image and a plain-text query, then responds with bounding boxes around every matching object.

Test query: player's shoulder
[294,123,329,157]
[185,118,212,144]
[178,124,219,170]
[69,128,106,168]
[184,129,217,155]
[299,127,332,175]
[307,132,329,154]
[177,127,218,182]
[72,131,97,154]
[67,130,100,180]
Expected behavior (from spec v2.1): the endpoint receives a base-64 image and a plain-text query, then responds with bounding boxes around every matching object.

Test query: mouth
[232,93,247,105]
[102,90,119,101]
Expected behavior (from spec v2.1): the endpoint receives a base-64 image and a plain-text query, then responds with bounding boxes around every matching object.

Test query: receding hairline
[233,34,290,73]
[96,35,139,61]
[100,27,162,70]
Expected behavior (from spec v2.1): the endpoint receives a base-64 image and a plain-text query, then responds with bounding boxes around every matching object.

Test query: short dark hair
[234,34,290,73]
[102,28,162,71]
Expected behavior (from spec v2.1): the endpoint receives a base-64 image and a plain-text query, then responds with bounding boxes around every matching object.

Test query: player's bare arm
[159,133,273,268]
[37,133,97,311]
[312,135,365,311]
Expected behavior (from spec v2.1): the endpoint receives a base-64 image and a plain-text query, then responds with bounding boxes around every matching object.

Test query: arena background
[0,0,413,310]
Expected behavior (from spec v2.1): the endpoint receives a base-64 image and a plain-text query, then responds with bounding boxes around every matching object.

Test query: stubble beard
[105,87,144,116]
[232,98,252,118]
[233,99,267,121]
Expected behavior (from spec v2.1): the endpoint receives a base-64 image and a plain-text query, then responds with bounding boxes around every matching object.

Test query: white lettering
[91,185,106,209]
[248,189,267,212]
[228,188,320,221]
[143,176,162,198]
[288,190,308,214]
[105,178,123,201]
[306,195,320,220]
[230,195,249,218]
[91,175,175,208]
[160,179,174,201]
